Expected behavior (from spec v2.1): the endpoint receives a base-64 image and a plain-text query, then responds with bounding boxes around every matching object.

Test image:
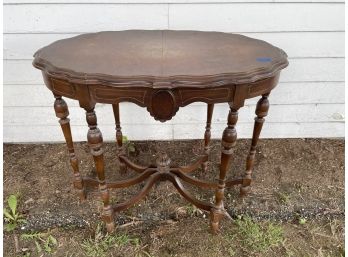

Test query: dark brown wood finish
[85,108,114,231]
[211,105,239,233]
[33,30,288,233]
[112,103,127,174]
[202,104,214,172]
[240,93,270,196]
[53,95,86,200]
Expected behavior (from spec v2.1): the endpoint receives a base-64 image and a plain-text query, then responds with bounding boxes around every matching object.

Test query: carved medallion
[150,90,178,122]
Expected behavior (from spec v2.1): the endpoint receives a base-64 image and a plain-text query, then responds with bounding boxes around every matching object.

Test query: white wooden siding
[3,1,345,142]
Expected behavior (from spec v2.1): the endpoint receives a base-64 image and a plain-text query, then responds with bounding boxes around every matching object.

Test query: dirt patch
[3,139,344,256]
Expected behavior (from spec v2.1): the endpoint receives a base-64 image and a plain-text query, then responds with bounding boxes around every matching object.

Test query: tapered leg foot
[105,222,115,233]
[239,185,251,197]
[78,191,87,201]
[70,154,86,201]
[74,180,86,201]
[103,206,115,233]
[210,209,224,234]
[202,161,208,172]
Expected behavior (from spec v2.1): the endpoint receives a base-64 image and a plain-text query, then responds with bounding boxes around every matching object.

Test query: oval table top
[33,30,288,86]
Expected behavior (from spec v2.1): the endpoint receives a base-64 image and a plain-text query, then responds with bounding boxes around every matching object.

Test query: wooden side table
[33,30,288,233]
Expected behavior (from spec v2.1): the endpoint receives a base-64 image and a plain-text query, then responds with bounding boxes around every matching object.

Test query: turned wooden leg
[202,104,214,172]
[211,106,238,234]
[85,108,115,232]
[112,103,127,174]
[53,95,85,201]
[240,93,270,197]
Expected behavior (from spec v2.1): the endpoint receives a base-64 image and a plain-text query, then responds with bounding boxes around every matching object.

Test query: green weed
[81,224,151,257]
[122,135,136,154]
[274,191,291,205]
[3,194,26,232]
[299,217,307,225]
[234,216,284,254]
[185,204,203,217]
[21,231,58,255]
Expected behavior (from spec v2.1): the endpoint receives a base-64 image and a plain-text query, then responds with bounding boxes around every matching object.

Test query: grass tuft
[81,223,150,257]
[274,191,291,205]
[234,216,284,254]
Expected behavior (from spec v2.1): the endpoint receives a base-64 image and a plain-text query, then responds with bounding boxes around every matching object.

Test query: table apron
[43,72,280,121]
